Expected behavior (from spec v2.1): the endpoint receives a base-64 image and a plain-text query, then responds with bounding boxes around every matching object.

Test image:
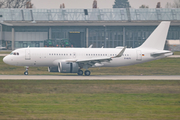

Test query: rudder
[138,21,171,50]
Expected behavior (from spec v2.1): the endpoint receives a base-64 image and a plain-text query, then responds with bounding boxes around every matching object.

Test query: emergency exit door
[25,49,31,60]
[136,50,142,61]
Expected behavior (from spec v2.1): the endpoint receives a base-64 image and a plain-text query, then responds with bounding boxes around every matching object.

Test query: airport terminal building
[0,8,180,50]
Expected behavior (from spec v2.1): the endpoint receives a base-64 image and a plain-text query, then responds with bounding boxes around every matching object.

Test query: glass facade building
[0,8,180,49]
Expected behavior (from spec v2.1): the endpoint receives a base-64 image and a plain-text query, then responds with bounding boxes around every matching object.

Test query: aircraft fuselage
[3,47,172,67]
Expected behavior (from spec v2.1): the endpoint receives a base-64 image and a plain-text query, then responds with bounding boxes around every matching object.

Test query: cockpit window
[10,52,19,55]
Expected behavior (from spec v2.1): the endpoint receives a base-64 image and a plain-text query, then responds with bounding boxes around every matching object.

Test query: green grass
[174,51,180,55]
[0,51,11,54]
[1,56,180,75]
[0,80,180,120]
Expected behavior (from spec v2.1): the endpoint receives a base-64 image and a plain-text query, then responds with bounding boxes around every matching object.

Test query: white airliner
[3,21,173,76]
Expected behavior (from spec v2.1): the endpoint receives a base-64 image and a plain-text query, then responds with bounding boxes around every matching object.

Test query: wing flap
[77,57,111,63]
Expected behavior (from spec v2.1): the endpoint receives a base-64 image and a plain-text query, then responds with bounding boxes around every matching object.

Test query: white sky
[31,0,174,9]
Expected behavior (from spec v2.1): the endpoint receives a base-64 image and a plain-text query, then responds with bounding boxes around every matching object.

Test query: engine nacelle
[48,66,59,72]
[58,62,79,73]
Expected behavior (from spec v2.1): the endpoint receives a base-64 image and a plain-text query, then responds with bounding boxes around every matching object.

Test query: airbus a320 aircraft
[3,21,173,76]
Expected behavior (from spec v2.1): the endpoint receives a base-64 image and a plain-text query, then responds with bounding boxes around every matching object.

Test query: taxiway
[0,75,180,80]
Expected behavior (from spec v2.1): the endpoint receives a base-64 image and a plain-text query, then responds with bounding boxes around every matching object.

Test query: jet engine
[48,66,59,72]
[58,62,79,73]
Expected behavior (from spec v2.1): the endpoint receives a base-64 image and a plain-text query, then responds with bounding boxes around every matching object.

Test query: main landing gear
[24,66,29,75]
[77,70,83,75]
[77,69,91,76]
[84,70,91,76]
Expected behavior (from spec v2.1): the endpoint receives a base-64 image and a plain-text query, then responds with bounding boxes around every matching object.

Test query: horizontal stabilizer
[151,51,173,57]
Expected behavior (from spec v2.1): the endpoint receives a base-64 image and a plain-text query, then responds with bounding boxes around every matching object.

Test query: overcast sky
[31,0,174,9]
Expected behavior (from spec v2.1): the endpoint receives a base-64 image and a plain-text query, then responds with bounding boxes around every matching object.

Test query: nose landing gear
[24,66,29,75]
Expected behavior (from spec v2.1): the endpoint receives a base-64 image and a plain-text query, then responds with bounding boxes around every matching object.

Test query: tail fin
[138,21,170,50]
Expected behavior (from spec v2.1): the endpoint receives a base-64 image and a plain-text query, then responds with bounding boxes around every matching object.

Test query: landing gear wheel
[24,71,28,75]
[24,66,29,75]
[84,70,91,76]
[77,70,83,76]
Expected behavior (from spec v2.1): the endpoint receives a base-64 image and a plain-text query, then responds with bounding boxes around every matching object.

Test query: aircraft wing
[66,47,126,67]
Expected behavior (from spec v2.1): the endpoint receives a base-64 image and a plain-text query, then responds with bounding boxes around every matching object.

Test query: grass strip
[0,80,180,119]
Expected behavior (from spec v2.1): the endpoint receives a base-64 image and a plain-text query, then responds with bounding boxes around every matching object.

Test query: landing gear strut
[24,66,29,75]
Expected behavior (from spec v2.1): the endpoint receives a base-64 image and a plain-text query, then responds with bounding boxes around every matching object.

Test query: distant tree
[0,0,33,8]
[113,0,131,8]
[173,0,180,8]
[92,0,97,8]
[165,2,172,8]
[156,2,161,8]
[165,0,180,8]
[0,1,5,8]
[139,5,149,8]
[60,4,62,8]
[60,3,65,8]
[26,1,33,8]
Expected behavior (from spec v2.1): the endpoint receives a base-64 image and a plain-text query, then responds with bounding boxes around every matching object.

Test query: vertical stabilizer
[138,21,170,50]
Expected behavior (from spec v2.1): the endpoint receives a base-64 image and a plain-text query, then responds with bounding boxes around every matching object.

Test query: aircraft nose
[3,56,8,64]
[3,56,11,65]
